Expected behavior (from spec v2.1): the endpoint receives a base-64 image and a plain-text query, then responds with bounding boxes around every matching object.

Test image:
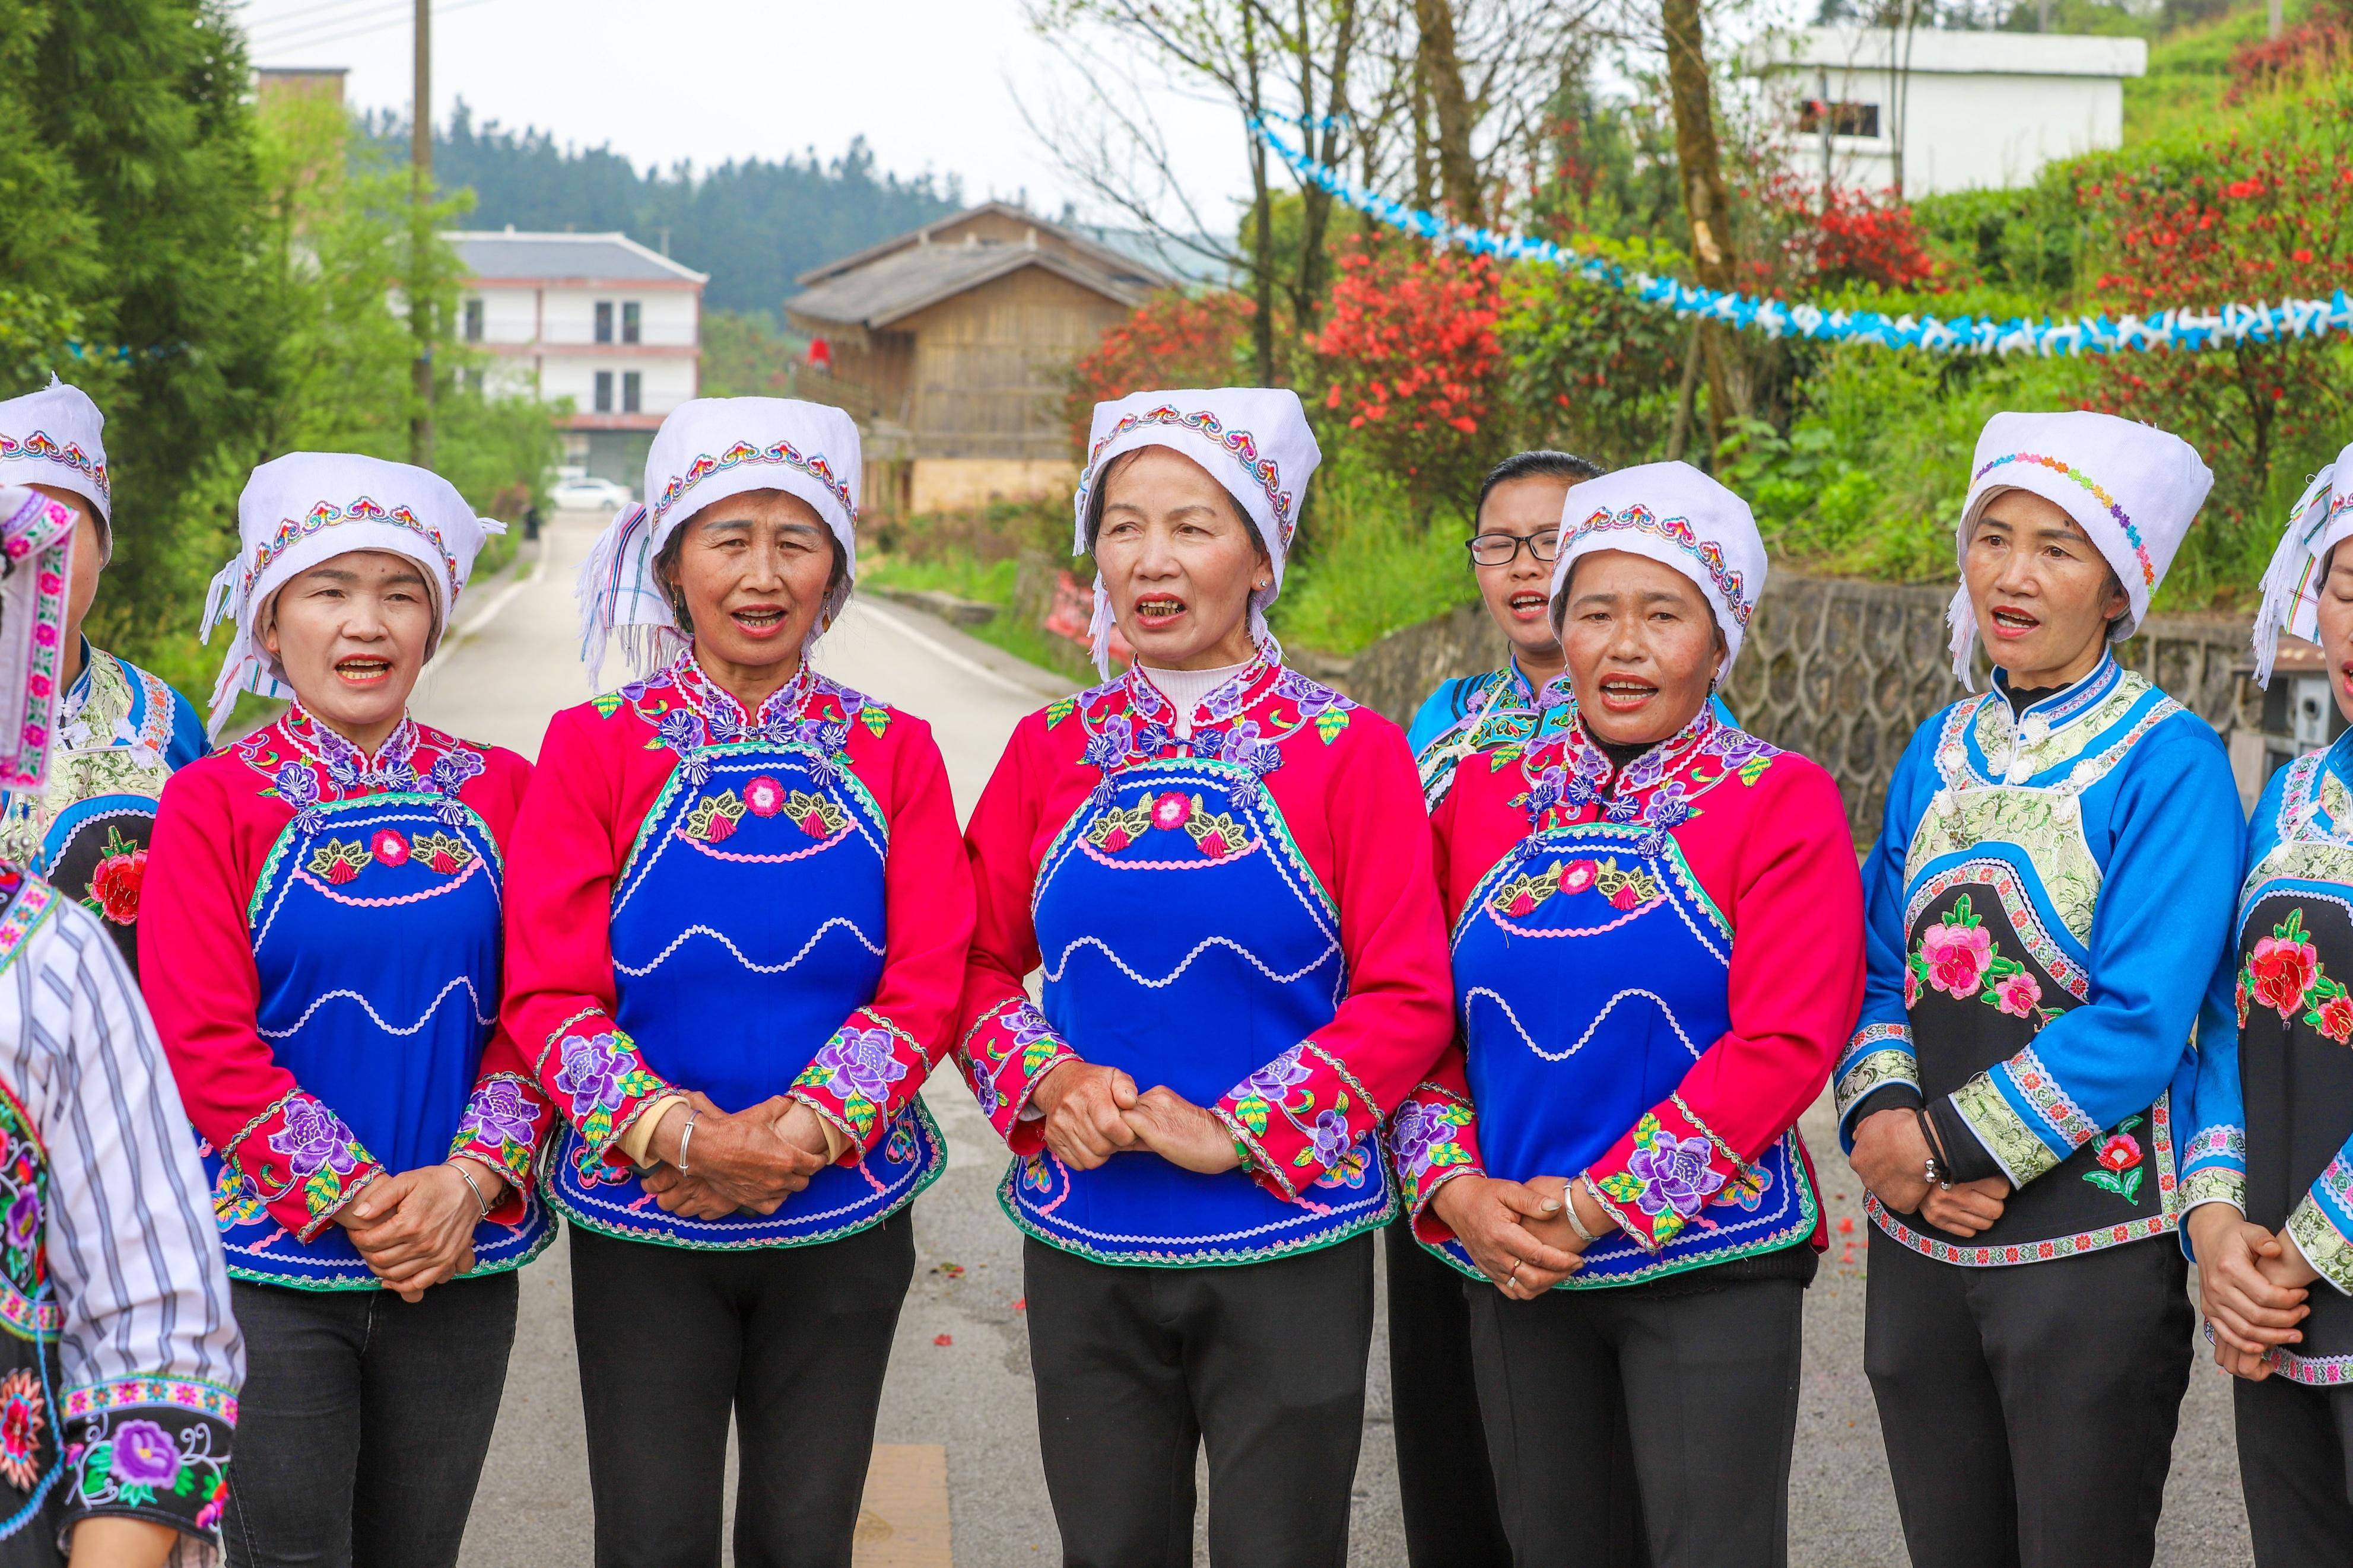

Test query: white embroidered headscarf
[1548,461,1767,678]
[1945,411,2213,688]
[0,486,78,790]
[575,397,861,687]
[2252,437,2353,688]
[200,453,504,737]
[1071,388,1321,679]
[0,377,111,559]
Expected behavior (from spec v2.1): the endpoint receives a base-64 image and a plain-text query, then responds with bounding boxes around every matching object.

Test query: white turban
[576,397,862,686]
[0,377,110,556]
[1548,461,1768,678]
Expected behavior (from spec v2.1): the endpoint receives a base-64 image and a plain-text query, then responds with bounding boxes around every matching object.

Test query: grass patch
[1271,451,1476,658]
[859,551,1094,685]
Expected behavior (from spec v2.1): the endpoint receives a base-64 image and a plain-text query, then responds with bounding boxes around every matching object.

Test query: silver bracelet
[446,1160,491,1221]
[677,1108,701,1173]
[1562,1179,1599,1245]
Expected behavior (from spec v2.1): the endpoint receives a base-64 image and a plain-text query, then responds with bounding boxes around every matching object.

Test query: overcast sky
[231,0,1252,225]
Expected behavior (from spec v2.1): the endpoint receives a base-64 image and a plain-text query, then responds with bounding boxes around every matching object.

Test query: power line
[248,0,499,55]
[247,0,426,47]
[239,0,395,39]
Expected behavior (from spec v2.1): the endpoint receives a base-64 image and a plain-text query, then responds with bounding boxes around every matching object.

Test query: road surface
[413,510,2253,1566]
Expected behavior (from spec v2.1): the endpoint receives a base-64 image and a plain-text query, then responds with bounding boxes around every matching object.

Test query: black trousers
[1465,1273,1804,1568]
[225,1271,519,1568]
[568,1214,915,1568]
[1024,1232,1375,1568]
[2234,1369,2353,1566]
[1863,1227,2192,1568]
[1385,1219,1512,1567]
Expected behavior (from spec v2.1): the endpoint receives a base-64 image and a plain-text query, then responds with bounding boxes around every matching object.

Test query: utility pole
[2270,0,2285,37]
[409,0,434,466]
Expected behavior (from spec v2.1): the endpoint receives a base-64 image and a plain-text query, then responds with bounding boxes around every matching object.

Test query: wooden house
[786,203,1171,518]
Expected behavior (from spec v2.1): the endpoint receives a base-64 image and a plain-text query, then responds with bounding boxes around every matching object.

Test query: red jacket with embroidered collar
[1405,699,1863,1254]
[957,654,1455,1198]
[142,706,542,1240]
[500,654,974,1172]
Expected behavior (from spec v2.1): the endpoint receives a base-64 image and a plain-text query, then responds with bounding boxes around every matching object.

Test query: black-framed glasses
[1466,530,1560,567]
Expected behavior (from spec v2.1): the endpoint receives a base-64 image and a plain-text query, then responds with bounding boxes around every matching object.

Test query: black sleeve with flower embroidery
[61,1380,236,1555]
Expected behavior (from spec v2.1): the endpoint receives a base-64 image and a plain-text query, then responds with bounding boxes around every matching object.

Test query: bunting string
[1253,117,2353,358]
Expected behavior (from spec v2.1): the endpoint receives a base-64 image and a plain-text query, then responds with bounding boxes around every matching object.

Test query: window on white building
[623,371,642,415]
[462,298,483,343]
[1798,99,1879,138]
[595,370,615,413]
[622,301,642,344]
[595,301,614,344]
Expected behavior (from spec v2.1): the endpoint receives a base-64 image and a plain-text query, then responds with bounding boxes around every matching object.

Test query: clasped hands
[337,1157,508,1303]
[2184,1202,2317,1381]
[639,1091,835,1220]
[1030,1061,1242,1175]
[1849,1107,2011,1238]
[1428,1172,1620,1298]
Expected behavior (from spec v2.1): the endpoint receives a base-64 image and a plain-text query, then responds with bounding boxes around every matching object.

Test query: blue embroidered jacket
[1838,654,2241,1266]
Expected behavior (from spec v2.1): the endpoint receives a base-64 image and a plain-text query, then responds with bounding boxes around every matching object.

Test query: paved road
[414,510,2253,1566]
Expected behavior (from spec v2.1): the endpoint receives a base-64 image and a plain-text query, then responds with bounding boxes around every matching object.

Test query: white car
[549,476,634,512]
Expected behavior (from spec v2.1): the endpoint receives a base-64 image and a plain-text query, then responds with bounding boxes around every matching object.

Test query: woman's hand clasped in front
[340,1159,505,1302]
[2186,1202,2311,1379]
[1032,1064,1241,1174]
[1428,1173,1584,1298]
[639,1091,829,1219]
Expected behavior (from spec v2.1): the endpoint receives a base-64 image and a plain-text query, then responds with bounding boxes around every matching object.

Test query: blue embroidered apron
[1439,821,1816,1286]
[546,743,944,1248]
[1011,758,1395,1267]
[209,794,552,1290]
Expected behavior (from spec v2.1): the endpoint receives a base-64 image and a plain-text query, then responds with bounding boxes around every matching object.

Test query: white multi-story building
[1750,27,2147,198]
[446,229,707,490]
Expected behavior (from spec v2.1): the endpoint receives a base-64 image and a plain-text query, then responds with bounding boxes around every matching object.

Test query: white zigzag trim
[1464,986,1706,1064]
[612,918,884,978]
[1041,933,1339,990]
[258,974,495,1040]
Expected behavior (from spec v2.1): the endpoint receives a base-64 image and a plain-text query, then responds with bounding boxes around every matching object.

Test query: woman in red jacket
[144,452,544,1567]
[957,387,1455,1567]
[503,397,973,1567]
[1397,462,1866,1568]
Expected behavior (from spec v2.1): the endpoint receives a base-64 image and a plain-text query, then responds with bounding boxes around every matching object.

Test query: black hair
[1082,447,1268,562]
[1473,450,1603,526]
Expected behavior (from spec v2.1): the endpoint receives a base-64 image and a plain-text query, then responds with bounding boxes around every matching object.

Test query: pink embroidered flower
[1150,792,1193,832]
[1097,822,1133,853]
[323,857,360,886]
[88,844,145,925]
[2095,1133,2142,1173]
[2235,974,2250,1029]
[744,776,786,818]
[1196,826,1236,858]
[1558,860,1600,896]
[1920,922,1993,999]
[704,811,739,843]
[24,676,46,699]
[371,829,410,867]
[36,573,61,596]
[2320,994,2353,1045]
[31,625,53,648]
[0,1367,42,1491]
[1992,971,2041,1019]
[2251,933,2321,1017]
[1502,888,1539,917]
[1608,882,1641,912]
[1904,967,1922,1010]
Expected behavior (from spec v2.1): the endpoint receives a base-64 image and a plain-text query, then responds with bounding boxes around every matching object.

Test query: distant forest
[366,103,964,313]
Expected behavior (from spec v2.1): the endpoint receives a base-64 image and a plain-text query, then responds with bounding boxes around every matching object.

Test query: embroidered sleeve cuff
[2289,1188,2353,1297]
[2181,1123,2249,1182]
[1949,1047,2095,1189]
[60,1377,236,1559]
[1216,1040,1383,1203]
[1387,1082,1483,1245]
[226,1091,384,1242]
[447,1073,552,1221]
[2180,1168,2247,1214]
[1834,1023,1919,1146]
[957,998,1075,1156]
[791,1010,932,1162]
[1586,1095,1752,1254]
[535,1009,677,1173]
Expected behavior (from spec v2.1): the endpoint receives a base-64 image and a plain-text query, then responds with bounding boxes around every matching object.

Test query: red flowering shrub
[2079,129,2353,532]
[1313,238,1504,509]
[1752,170,1941,292]
[1066,291,1253,453]
[2227,3,2352,106]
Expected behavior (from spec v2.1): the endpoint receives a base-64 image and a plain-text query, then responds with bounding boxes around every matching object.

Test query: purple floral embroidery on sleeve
[804,1026,910,1108]
[1389,1101,1446,1183]
[1309,1108,1354,1168]
[268,1099,360,1181]
[1625,1128,1726,1220]
[109,1420,181,1487]
[1082,714,1135,775]
[457,1079,540,1148]
[553,1034,628,1119]
[1271,669,1347,720]
[1237,1045,1312,1103]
